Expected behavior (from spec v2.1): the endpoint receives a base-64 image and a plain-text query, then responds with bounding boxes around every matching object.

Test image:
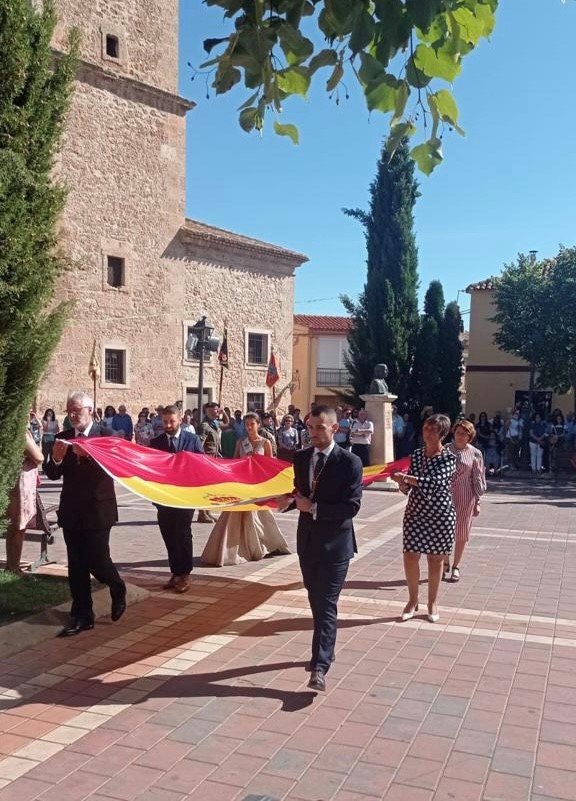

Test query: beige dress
[201,438,290,566]
[8,459,38,530]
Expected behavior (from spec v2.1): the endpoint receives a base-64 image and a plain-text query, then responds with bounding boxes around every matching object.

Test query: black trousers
[157,507,194,576]
[299,555,350,673]
[63,526,125,621]
[351,444,370,466]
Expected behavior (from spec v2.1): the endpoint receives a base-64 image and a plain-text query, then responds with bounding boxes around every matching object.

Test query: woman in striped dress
[446,420,486,582]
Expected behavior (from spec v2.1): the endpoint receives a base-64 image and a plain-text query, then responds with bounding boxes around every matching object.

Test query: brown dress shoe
[197,510,216,523]
[174,575,191,593]
[307,670,326,691]
[162,575,176,590]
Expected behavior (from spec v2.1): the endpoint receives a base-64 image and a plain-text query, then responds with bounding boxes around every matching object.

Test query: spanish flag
[71,438,409,510]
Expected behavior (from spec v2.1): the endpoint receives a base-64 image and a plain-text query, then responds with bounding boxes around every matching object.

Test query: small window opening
[107,255,125,288]
[106,34,119,59]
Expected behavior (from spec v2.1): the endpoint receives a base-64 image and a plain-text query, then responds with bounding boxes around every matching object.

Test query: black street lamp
[186,316,220,412]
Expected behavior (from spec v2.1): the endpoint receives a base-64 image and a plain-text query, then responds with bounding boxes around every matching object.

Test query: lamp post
[186,316,220,411]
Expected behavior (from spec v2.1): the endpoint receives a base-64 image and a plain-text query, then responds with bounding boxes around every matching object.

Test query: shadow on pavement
[344,578,427,591]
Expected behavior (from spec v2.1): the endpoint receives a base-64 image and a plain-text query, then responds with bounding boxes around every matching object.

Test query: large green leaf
[273,120,299,144]
[308,48,338,74]
[385,121,417,156]
[324,0,356,34]
[276,66,311,96]
[349,9,376,54]
[214,62,241,94]
[365,75,402,113]
[358,51,386,85]
[451,6,486,45]
[278,22,314,64]
[405,57,432,88]
[406,0,443,33]
[413,43,461,81]
[433,88,464,133]
[474,3,497,37]
[410,138,443,175]
[416,13,448,44]
[239,107,260,133]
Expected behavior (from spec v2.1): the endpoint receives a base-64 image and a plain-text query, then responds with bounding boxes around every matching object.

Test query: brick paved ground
[1,474,575,800]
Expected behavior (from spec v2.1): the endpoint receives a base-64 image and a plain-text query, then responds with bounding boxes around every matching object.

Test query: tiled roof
[294,315,351,332]
[466,260,555,292]
[182,219,308,264]
[466,277,498,292]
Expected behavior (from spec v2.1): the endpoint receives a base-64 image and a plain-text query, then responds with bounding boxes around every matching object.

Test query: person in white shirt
[504,410,524,469]
[350,409,374,466]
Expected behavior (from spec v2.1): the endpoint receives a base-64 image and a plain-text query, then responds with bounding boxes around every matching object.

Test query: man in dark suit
[278,405,363,691]
[44,391,126,637]
[150,404,204,593]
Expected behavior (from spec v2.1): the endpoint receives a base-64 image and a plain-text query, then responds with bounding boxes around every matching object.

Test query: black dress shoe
[59,619,95,637]
[111,594,127,622]
[308,670,326,692]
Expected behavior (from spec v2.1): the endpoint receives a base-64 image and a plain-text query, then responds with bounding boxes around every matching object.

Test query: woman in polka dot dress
[391,414,456,623]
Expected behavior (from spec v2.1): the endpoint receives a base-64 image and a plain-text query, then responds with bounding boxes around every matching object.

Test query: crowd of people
[32,401,377,466]
[6,391,574,693]
[465,406,576,474]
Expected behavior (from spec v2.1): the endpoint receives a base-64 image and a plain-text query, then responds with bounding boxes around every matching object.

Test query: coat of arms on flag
[266,348,279,388]
[218,328,229,368]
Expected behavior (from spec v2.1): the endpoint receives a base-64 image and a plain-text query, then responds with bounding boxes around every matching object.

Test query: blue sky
[180,2,576,321]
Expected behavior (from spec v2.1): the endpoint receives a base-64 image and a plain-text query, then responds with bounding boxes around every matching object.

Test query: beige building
[466,278,571,416]
[292,315,352,411]
[39,1,306,416]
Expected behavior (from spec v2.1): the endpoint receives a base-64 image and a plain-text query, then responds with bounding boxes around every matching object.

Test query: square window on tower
[107,255,125,288]
[105,34,120,59]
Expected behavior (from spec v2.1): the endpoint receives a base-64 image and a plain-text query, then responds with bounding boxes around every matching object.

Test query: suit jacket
[44,424,118,530]
[293,444,363,562]
[149,429,204,455]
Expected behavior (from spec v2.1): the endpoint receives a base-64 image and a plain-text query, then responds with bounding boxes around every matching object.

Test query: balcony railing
[316,368,352,387]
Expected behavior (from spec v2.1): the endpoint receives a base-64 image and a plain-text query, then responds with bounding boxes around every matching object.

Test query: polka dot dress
[402,447,457,555]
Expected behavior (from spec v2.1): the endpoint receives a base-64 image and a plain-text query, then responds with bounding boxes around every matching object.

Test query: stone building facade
[465,278,571,417]
[38,1,306,417]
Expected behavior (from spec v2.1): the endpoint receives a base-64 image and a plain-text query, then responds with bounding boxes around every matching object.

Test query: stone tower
[40,2,306,417]
[40,0,194,411]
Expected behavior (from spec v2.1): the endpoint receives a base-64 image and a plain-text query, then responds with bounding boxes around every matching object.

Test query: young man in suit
[150,404,204,593]
[278,405,363,691]
[44,391,126,637]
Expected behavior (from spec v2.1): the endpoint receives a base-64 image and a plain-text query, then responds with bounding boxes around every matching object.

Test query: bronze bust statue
[369,363,390,394]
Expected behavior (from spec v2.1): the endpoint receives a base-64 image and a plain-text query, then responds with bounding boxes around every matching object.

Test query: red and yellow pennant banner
[69,438,410,510]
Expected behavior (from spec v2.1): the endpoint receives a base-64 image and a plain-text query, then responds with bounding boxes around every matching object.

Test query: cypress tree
[437,301,464,420]
[410,281,444,412]
[410,282,464,420]
[423,279,444,325]
[342,139,420,405]
[0,1,78,524]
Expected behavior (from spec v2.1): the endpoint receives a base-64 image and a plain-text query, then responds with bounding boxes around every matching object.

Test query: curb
[0,581,150,658]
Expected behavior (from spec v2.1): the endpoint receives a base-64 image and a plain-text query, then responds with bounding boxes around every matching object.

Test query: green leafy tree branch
[199,0,499,172]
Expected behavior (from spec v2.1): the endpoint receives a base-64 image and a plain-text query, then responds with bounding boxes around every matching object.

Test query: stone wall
[53,0,179,94]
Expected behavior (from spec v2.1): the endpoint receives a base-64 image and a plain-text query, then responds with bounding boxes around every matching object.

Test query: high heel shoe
[427,605,439,623]
[401,603,419,622]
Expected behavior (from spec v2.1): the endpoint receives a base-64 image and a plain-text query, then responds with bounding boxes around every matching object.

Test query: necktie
[311,452,325,497]
[169,436,176,453]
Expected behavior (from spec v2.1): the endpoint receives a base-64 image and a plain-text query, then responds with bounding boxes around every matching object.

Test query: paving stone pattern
[1,476,575,800]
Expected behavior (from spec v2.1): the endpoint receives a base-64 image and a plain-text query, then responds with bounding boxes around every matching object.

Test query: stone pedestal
[360,393,398,491]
